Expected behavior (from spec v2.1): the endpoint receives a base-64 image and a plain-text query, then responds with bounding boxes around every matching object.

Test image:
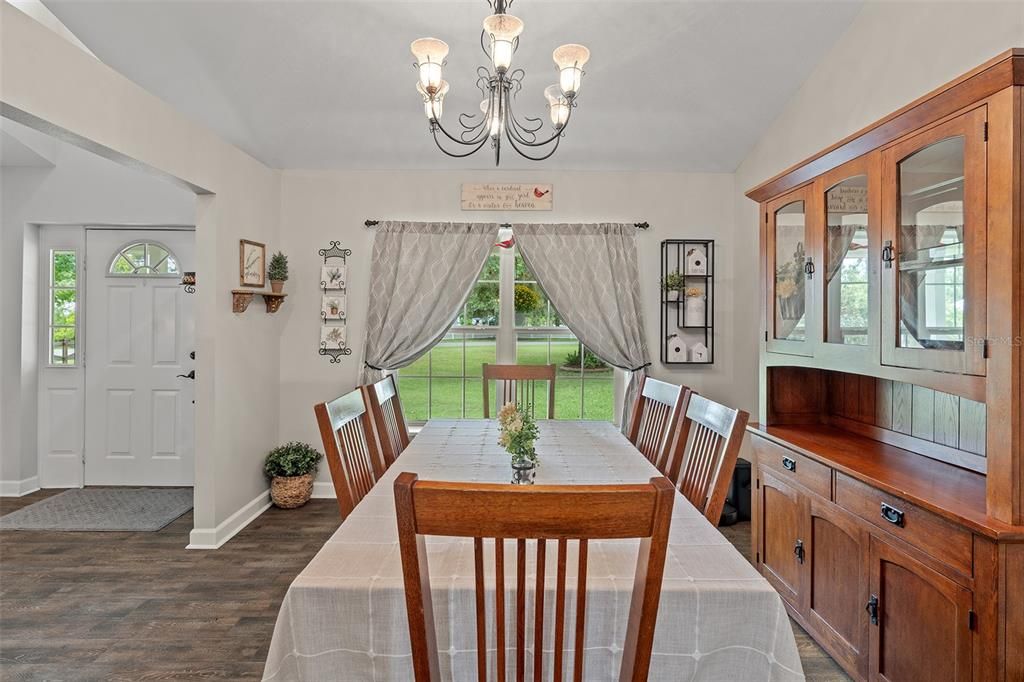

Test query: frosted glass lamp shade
[482,14,523,73]
[544,84,570,129]
[411,38,449,93]
[481,98,501,138]
[418,80,449,121]
[552,44,590,98]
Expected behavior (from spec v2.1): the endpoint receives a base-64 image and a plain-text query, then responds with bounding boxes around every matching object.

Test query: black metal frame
[414,0,583,166]
[318,241,352,363]
[660,239,715,365]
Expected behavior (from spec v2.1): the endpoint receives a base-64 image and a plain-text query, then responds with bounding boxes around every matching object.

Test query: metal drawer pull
[782,456,796,472]
[794,539,805,564]
[881,502,904,527]
[866,595,879,625]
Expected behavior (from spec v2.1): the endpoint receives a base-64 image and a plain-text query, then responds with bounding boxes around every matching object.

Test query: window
[398,247,615,422]
[109,241,180,276]
[49,250,78,366]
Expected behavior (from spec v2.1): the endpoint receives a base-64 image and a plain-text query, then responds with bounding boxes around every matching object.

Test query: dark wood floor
[1,491,849,681]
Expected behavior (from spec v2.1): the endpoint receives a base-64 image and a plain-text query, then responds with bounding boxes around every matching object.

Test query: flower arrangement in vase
[497,402,540,484]
[684,286,706,326]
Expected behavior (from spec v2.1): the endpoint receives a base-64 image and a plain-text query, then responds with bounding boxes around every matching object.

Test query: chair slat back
[626,376,692,476]
[395,473,675,682]
[313,388,385,518]
[675,394,750,525]
[482,364,557,419]
[363,374,410,469]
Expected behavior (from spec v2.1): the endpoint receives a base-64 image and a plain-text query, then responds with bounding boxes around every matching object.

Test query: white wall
[0,132,195,491]
[1,2,282,547]
[733,2,1024,405]
[277,170,744,486]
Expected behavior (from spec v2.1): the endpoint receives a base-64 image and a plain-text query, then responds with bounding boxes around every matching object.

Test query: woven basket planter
[270,473,314,509]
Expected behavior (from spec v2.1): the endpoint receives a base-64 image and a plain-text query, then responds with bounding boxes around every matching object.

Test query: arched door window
[108,241,181,276]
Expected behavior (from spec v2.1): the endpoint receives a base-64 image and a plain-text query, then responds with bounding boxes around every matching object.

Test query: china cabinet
[746,50,1024,681]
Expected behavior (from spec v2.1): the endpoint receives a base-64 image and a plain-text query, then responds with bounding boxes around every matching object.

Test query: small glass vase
[510,459,537,485]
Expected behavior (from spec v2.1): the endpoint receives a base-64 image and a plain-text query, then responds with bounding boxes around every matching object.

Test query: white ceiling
[43,0,863,172]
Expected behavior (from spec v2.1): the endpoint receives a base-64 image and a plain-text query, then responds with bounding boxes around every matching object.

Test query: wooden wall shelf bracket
[262,292,287,313]
[231,289,255,313]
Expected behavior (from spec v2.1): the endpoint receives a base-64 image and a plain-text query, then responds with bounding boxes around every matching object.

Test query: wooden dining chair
[313,388,386,519]
[394,472,675,682]
[361,374,410,469]
[625,376,693,476]
[482,363,557,419]
[672,394,750,526]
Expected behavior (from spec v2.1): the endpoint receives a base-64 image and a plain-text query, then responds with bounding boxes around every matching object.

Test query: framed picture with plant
[239,239,266,288]
[321,264,347,290]
[322,294,347,320]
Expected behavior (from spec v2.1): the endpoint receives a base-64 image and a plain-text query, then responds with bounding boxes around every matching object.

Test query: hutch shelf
[746,49,1024,682]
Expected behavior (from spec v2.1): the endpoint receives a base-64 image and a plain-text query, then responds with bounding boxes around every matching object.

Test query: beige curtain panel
[360,221,497,385]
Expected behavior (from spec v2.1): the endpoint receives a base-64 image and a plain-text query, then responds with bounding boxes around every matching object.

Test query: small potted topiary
[267,251,289,294]
[661,271,685,301]
[264,441,322,508]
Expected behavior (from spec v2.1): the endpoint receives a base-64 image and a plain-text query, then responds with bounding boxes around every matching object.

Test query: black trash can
[718,459,752,526]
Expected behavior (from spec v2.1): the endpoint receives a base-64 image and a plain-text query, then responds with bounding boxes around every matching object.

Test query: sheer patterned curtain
[512,223,650,429]
[898,224,947,344]
[359,222,497,384]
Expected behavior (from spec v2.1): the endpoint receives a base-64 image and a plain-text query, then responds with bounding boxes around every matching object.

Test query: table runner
[262,420,804,681]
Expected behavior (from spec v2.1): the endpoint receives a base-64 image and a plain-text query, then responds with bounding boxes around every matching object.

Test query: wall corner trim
[186,488,271,550]
[0,476,41,497]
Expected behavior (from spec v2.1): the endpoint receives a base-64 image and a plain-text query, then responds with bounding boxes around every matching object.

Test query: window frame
[47,248,79,367]
[398,244,619,423]
[106,240,182,278]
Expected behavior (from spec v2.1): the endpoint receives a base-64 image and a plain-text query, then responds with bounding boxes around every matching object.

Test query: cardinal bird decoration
[533,187,550,199]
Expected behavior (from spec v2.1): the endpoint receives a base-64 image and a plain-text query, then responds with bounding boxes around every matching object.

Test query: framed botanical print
[240,240,266,287]
[320,324,347,350]
[322,294,347,320]
[321,264,347,290]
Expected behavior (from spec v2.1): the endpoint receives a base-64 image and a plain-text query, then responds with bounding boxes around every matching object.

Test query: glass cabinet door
[881,108,986,375]
[825,175,870,345]
[766,185,816,356]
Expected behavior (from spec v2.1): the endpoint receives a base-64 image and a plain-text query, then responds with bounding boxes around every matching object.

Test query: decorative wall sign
[461,183,553,211]
[826,185,868,213]
[318,241,352,363]
[240,240,266,287]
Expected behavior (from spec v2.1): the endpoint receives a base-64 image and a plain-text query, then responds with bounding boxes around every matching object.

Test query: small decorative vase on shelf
[684,287,706,326]
[666,289,680,302]
[270,280,285,294]
[497,402,540,486]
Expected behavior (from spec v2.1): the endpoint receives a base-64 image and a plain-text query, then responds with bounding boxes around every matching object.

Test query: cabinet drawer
[753,436,832,499]
[835,473,972,577]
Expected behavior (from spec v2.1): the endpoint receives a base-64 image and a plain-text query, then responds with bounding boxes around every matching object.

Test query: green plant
[514,283,542,313]
[267,251,289,282]
[497,403,540,466]
[564,347,608,370]
[264,441,321,478]
[661,271,685,292]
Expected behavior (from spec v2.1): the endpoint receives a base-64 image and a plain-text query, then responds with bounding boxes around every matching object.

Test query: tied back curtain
[360,222,496,385]
[512,223,650,429]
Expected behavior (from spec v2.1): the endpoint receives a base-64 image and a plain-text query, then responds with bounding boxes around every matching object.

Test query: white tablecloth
[262,420,804,681]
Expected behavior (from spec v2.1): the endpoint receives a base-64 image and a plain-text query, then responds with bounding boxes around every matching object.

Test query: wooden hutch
[745,50,1024,681]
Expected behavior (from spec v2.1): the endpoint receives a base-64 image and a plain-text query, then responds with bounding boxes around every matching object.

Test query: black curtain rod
[364,219,649,230]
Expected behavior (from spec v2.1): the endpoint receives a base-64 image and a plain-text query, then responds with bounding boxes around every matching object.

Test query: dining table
[262,420,804,681]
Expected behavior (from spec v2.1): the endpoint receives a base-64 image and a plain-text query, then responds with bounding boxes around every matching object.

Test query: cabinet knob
[803,257,815,279]
[881,240,894,269]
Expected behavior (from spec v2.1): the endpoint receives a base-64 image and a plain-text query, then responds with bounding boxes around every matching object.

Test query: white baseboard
[0,476,41,497]
[187,488,271,550]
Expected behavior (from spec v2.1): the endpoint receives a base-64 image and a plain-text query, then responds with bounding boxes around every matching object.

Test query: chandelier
[411,0,589,166]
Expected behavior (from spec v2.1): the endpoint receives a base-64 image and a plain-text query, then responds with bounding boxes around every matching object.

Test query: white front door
[84,229,195,485]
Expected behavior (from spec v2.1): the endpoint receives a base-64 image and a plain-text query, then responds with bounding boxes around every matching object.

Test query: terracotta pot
[270,280,285,294]
[270,473,314,508]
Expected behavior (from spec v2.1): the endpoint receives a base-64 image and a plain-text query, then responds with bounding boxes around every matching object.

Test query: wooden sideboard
[746,49,1024,682]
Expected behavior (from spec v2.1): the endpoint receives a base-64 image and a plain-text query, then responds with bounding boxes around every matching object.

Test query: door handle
[866,594,879,625]
[803,257,815,279]
[794,539,805,564]
[881,240,894,269]
[177,370,195,380]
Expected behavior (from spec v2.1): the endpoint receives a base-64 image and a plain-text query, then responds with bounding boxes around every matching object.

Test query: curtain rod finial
[365,220,380,228]
[635,222,649,230]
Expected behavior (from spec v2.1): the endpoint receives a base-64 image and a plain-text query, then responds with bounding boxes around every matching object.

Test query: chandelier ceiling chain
[411,0,589,166]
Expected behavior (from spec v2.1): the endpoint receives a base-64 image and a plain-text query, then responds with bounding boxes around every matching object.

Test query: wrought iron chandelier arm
[502,123,563,161]
[431,110,491,146]
[431,124,492,158]
[504,94,574,147]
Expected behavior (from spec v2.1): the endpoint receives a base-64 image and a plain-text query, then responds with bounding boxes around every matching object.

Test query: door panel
[807,498,869,679]
[84,229,195,486]
[869,538,972,682]
[881,107,987,376]
[759,470,806,606]
[766,185,818,356]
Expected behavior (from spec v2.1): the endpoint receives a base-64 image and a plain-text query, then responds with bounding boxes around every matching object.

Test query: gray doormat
[0,487,193,531]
